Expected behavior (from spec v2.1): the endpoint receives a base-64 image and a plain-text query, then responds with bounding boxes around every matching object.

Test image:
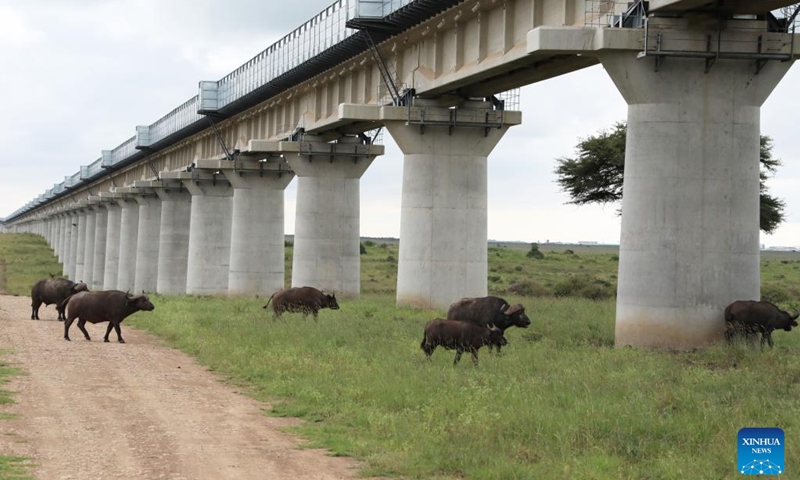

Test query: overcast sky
[1,0,798,247]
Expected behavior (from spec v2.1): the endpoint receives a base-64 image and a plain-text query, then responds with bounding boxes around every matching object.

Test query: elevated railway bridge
[3,0,799,348]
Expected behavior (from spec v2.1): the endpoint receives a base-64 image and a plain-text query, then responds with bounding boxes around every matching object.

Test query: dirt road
[0,294,368,480]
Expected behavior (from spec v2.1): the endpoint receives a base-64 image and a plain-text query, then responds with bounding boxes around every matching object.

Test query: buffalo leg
[763,331,775,349]
[77,319,91,341]
[453,348,463,364]
[112,322,124,343]
[470,347,479,366]
[31,300,41,320]
[64,316,75,341]
[104,322,114,342]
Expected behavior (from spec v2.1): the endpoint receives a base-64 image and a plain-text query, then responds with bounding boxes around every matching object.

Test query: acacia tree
[554,122,786,233]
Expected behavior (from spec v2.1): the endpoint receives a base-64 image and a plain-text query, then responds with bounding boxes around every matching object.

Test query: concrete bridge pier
[164,170,234,295]
[115,192,140,292]
[283,136,383,298]
[74,205,89,283]
[599,45,794,349]
[65,209,78,280]
[152,179,192,296]
[90,199,108,291]
[131,184,162,294]
[100,193,123,290]
[196,157,295,297]
[52,213,62,260]
[384,101,520,309]
[80,203,96,288]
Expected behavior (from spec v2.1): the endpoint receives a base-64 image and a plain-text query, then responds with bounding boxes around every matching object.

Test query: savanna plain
[1,233,800,479]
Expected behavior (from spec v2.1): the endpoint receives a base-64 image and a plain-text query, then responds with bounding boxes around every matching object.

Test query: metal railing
[585,1,647,28]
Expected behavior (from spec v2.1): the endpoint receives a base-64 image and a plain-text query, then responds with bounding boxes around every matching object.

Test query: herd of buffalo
[27,276,799,363]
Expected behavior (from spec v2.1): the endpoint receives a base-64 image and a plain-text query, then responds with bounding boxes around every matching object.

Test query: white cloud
[0,5,45,46]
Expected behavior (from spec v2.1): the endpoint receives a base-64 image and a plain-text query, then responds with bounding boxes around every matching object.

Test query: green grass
[0,353,31,480]
[3,232,800,479]
[0,233,62,296]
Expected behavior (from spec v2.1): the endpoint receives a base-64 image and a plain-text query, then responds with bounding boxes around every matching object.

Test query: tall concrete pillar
[132,188,162,294]
[65,210,78,280]
[74,207,88,283]
[81,205,96,288]
[115,194,140,292]
[283,137,382,297]
[598,25,794,348]
[57,214,67,263]
[384,101,519,309]
[91,201,108,291]
[153,180,192,295]
[196,158,294,296]
[101,194,122,290]
[164,171,233,295]
[52,215,61,257]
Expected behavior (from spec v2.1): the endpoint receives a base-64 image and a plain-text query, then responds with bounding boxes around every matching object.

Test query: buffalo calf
[446,296,531,353]
[420,319,508,365]
[263,286,339,320]
[64,290,155,343]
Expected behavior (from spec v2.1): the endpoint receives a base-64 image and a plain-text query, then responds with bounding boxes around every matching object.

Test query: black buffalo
[63,290,155,343]
[262,286,339,319]
[724,300,799,348]
[31,277,89,321]
[446,296,531,353]
[420,319,508,365]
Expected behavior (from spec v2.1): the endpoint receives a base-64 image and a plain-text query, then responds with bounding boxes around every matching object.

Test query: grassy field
[0,353,31,480]
[2,232,800,478]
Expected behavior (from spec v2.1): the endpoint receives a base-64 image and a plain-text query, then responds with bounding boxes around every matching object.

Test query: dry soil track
[0,294,370,480]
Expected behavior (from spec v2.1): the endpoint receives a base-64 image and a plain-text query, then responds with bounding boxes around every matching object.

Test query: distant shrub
[781,260,790,264]
[508,280,550,297]
[364,240,376,247]
[384,255,396,263]
[488,275,503,283]
[360,242,367,255]
[380,243,388,249]
[610,255,619,262]
[526,243,544,260]
[553,276,615,300]
[761,285,790,304]
[514,265,523,272]
[564,249,574,255]
[285,240,294,247]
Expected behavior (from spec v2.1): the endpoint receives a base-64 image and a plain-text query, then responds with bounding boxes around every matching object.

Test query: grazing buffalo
[30,277,88,320]
[262,286,339,319]
[446,296,531,353]
[63,290,155,343]
[421,319,508,365]
[724,300,799,348]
